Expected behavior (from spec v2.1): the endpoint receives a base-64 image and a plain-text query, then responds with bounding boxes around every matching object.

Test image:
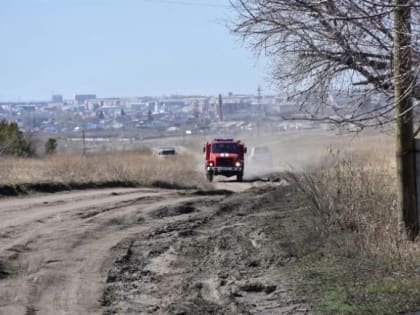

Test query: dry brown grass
[288,141,420,261]
[0,150,211,190]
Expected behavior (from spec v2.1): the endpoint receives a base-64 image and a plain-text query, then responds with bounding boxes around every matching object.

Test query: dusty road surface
[0,180,311,315]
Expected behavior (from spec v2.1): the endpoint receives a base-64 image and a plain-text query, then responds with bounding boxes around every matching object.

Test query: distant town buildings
[0,91,386,136]
[75,94,96,104]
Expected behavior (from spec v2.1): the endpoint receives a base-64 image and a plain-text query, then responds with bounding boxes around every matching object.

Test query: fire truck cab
[203,138,247,182]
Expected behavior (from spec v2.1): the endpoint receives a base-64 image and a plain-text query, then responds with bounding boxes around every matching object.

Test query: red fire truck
[203,138,247,182]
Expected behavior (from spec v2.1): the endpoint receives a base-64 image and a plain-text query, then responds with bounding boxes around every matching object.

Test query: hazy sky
[0,0,272,101]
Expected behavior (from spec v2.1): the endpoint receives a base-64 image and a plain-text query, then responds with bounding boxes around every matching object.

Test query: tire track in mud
[102,184,312,315]
[0,189,165,257]
[0,188,224,315]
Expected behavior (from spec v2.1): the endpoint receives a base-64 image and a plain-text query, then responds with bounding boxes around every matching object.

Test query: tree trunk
[393,0,418,240]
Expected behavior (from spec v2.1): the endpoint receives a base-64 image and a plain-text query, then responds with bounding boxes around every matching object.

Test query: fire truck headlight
[235,161,241,167]
[209,162,214,167]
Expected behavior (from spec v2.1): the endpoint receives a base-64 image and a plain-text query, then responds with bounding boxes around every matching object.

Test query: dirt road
[0,180,310,315]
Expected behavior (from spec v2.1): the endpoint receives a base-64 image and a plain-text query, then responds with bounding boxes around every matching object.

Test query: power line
[142,0,230,8]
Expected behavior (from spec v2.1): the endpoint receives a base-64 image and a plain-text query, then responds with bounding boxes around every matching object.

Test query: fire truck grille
[216,157,234,167]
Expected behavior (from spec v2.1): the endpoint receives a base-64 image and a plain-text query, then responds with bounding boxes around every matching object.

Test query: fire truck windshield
[211,143,238,153]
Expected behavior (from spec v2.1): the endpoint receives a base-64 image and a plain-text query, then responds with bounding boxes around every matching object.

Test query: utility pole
[82,129,86,156]
[393,0,418,240]
[218,94,223,121]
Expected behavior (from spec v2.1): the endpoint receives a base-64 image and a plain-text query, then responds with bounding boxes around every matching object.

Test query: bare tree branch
[230,0,420,127]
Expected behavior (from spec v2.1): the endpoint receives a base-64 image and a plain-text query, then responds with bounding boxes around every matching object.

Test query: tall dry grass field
[289,133,420,261]
[0,150,210,190]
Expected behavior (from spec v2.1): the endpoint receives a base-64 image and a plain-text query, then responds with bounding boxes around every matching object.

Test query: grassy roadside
[294,254,420,315]
[285,149,420,314]
[0,150,210,196]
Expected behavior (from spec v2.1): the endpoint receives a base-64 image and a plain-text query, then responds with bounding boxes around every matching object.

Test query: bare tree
[231,0,420,126]
[230,0,420,238]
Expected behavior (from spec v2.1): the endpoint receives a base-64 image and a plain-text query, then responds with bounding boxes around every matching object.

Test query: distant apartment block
[51,94,63,103]
[75,94,96,104]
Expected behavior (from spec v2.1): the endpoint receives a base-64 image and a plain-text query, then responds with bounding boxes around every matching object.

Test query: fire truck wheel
[236,173,243,182]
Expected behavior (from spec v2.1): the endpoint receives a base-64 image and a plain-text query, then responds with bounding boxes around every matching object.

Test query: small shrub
[45,138,57,155]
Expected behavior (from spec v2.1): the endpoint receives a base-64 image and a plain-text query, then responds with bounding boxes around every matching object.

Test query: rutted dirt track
[0,181,311,315]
